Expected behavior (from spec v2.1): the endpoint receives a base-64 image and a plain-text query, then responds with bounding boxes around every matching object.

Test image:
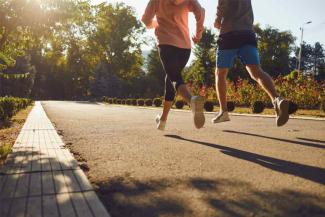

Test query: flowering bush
[196,74,324,110]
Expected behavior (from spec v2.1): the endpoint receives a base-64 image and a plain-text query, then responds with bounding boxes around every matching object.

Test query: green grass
[0,144,12,159]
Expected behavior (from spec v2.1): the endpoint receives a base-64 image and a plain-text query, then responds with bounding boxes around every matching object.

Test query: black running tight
[158,45,191,101]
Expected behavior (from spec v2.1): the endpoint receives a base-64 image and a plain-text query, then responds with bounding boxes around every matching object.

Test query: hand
[214,20,221,29]
[192,35,201,44]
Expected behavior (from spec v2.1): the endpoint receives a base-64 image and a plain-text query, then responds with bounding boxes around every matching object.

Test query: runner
[213,0,290,127]
[142,0,206,130]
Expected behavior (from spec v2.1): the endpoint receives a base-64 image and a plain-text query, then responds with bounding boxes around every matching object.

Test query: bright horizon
[91,0,325,48]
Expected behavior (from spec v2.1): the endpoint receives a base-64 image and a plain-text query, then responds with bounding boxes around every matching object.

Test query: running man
[213,0,290,127]
[142,0,206,130]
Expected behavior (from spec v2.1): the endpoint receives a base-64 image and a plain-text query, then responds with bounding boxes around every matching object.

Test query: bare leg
[215,68,229,112]
[246,65,278,101]
[160,101,173,121]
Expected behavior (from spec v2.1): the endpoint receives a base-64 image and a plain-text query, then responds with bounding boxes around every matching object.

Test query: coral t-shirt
[142,0,205,49]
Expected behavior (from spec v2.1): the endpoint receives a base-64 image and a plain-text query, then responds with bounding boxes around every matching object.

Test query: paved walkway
[0,102,110,217]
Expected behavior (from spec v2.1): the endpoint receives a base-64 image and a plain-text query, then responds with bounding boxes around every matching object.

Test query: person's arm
[141,0,158,29]
[215,0,224,29]
[189,0,205,43]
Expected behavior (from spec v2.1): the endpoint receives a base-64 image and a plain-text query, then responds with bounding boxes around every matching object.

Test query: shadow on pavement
[96,176,325,217]
[165,135,325,185]
[223,130,325,150]
[0,149,94,217]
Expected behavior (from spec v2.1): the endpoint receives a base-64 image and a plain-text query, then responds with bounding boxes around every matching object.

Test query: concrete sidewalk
[0,102,110,217]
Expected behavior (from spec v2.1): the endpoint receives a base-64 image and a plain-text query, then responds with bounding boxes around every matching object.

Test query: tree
[145,46,165,97]
[90,62,122,98]
[184,28,217,87]
[90,3,144,80]
[254,25,295,77]
[0,56,36,97]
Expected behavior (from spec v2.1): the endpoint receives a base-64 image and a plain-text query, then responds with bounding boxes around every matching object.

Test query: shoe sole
[192,97,205,129]
[212,118,230,124]
[277,100,289,127]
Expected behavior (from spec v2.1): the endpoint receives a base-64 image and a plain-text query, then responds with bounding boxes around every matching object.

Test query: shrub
[227,101,235,112]
[289,101,299,114]
[0,97,33,122]
[0,106,4,121]
[145,99,153,106]
[175,100,185,109]
[132,99,137,106]
[137,99,145,106]
[204,101,214,112]
[102,96,108,102]
[153,98,162,107]
[121,99,126,105]
[116,99,122,104]
[107,98,113,104]
[251,101,265,114]
[113,98,117,104]
[126,99,132,105]
[0,98,15,119]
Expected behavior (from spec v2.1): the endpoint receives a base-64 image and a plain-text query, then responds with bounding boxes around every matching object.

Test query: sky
[91,0,325,48]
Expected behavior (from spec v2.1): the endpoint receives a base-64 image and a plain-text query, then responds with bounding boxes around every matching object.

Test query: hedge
[0,97,33,122]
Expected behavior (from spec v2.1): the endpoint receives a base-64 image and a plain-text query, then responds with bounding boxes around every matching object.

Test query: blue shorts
[217,45,260,68]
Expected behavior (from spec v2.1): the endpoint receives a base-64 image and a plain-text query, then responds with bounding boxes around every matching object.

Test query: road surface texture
[42,101,325,217]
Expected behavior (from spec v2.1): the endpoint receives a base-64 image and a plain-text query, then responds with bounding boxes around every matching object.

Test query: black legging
[158,45,191,101]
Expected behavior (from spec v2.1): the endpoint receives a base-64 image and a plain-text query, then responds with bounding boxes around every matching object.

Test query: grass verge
[0,105,33,165]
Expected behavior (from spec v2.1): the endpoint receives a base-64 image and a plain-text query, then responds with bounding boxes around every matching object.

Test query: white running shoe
[155,114,166,131]
[212,111,230,124]
[273,97,289,127]
[190,96,205,129]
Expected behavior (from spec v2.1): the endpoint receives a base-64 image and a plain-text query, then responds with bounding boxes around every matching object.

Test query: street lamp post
[298,21,312,73]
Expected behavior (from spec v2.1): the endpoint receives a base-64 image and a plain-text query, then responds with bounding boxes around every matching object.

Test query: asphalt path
[43,101,325,217]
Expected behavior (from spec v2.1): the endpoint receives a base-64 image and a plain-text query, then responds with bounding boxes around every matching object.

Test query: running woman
[213,0,290,127]
[142,0,206,130]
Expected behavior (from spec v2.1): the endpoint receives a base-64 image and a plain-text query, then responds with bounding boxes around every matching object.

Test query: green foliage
[175,100,185,109]
[0,56,36,97]
[0,144,12,159]
[204,101,214,112]
[145,99,153,106]
[254,25,295,76]
[144,47,165,97]
[116,99,121,104]
[132,99,137,106]
[153,98,162,107]
[184,28,217,86]
[121,99,126,105]
[251,101,265,114]
[91,2,144,80]
[137,99,145,106]
[0,97,33,122]
[126,99,132,105]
